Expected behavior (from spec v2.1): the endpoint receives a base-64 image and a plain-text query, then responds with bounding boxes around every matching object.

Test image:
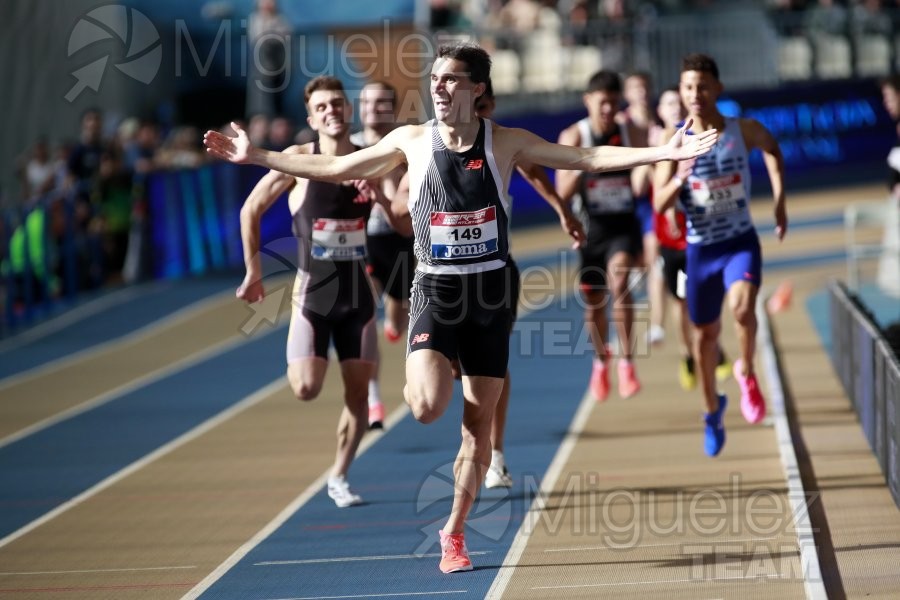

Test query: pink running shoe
[617,360,641,399]
[589,360,610,402]
[368,401,385,430]
[384,323,402,343]
[733,359,766,424]
[439,530,472,573]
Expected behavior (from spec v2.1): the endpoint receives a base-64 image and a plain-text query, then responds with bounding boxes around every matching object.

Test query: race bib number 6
[311,217,366,261]
[430,207,499,260]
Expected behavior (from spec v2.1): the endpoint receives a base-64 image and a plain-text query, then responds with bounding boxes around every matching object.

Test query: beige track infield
[0,183,897,599]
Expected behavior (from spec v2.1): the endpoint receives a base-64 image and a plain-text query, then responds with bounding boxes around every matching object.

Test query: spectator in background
[68,108,106,187]
[248,114,271,149]
[157,127,207,170]
[599,0,631,71]
[123,121,161,180]
[768,0,809,36]
[489,0,541,51]
[564,0,593,46]
[116,118,140,156]
[246,0,292,117]
[430,0,466,29]
[121,121,160,285]
[20,139,56,200]
[67,108,109,289]
[268,116,295,151]
[95,148,133,279]
[804,0,848,36]
[851,0,891,36]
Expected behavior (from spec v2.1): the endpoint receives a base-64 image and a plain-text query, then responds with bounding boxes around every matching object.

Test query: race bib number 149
[430,207,499,260]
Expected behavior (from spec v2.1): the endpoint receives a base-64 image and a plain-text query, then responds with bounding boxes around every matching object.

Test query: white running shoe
[647,324,665,346]
[484,463,513,489]
[327,475,362,508]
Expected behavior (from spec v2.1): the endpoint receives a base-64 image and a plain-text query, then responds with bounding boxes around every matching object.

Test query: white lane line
[0,378,287,550]
[756,299,828,600]
[265,592,468,600]
[0,566,196,576]
[254,552,490,566]
[0,323,286,450]
[532,573,786,590]
[0,289,233,390]
[484,388,596,600]
[545,535,783,553]
[0,284,155,352]
[180,401,412,600]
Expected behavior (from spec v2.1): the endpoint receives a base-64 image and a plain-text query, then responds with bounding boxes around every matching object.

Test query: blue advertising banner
[499,78,892,223]
[147,79,895,277]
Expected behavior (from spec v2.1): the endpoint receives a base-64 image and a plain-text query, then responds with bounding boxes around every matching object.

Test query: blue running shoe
[704,395,727,457]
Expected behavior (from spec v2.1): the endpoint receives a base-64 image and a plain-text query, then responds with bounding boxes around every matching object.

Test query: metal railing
[828,280,900,509]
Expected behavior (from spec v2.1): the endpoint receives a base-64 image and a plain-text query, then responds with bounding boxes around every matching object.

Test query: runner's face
[657,90,685,129]
[430,58,483,123]
[583,90,619,131]
[624,76,649,108]
[679,70,722,119]
[359,86,395,128]
[306,90,350,138]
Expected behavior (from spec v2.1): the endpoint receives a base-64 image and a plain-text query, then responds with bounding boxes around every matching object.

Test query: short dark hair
[482,78,494,100]
[881,74,900,92]
[625,71,652,86]
[436,43,492,84]
[362,80,397,97]
[586,70,622,94]
[681,53,719,80]
[304,76,346,106]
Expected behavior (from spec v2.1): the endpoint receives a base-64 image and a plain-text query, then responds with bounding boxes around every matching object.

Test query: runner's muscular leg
[404,349,456,424]
[607,250,635,359]
[443,374,504,534]
[332,358,376,477]
[727,280,759,376]
[287,358,328,401]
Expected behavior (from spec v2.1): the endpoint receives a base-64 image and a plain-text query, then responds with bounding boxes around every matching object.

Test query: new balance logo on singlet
[411,333,430,345]
[465,159,483,170]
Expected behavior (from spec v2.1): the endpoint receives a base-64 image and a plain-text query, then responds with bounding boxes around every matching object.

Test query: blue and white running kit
[678,118,762,325]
